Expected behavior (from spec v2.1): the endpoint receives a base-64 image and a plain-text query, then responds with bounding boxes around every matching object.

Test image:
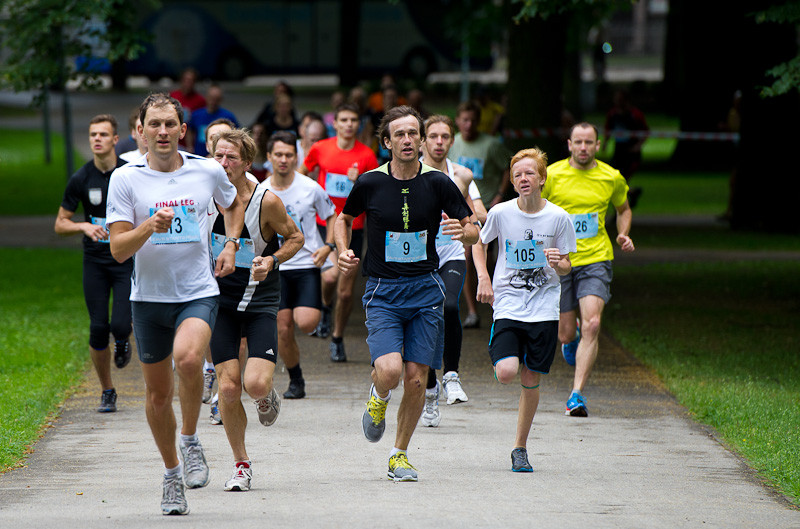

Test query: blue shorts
[132,297,218,364]
[362,273,446,368]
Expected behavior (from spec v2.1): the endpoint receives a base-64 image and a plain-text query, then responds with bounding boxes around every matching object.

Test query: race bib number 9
[386,230,427,263]
[505,239,545,269]
[149,205,201,245]
[90,216,109,243]
[211,233,256,268]
[326,172,353,198]
[570,212,599,239]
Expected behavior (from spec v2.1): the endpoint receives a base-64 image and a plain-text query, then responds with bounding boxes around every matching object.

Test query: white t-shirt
[480,199,576,322]
[263,172,336,271]
[119,150,145,163]
[436,160,482,266]
[106,152,237,302]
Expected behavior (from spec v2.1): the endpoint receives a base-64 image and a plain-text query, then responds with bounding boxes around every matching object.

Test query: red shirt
[170,89,206,112]
[303,137,378,230]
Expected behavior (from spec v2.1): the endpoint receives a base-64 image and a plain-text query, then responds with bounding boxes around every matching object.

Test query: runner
[542,122,635,417]
[106,92,245,515]
[474,147,575,471]
[300,102,378,362]
[418,114,486,427]
[336,106,477,481]
[264,131,337,399]
[55,114,133,413]
[209,128,303,492]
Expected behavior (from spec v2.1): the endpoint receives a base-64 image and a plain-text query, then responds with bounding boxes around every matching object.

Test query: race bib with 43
[149,205,201,245]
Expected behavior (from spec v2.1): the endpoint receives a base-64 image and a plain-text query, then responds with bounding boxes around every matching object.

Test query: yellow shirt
[542,159,628,266]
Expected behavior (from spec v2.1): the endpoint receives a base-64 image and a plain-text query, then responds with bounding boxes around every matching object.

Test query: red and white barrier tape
[503,129,740,142]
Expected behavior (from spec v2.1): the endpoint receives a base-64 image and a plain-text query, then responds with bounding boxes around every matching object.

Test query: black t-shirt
[61,158,127,262]
[343,162,471,279]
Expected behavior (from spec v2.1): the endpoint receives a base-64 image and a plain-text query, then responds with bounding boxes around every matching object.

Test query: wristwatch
[268,254,280,270]
[224,237,240,251]
[325,242,337,252]
[472,220,483,229]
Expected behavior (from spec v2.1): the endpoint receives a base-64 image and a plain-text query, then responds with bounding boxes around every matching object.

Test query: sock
[389,447,405,458]
[164,464,181,478]
[332,336,343,344]
[287,364,303,381]
[180,433,199,447]
[570,389,583,398]
[204,361,215,372]
[372,385,390,402]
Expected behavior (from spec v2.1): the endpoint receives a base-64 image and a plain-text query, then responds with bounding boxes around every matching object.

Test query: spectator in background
[119,113,148,163]
[261,94,300,138]
[476,87,505,137]
[324,90,346,137]
[170,68,206,147]
[603,87,648,207]
[370,84,401,164]
[407,88,430,120]
[296,111,327,170]
[348,85,374,148]
[250,122,270,182]
[186,85,240,156]
[254,81,298,127]
[115,107,138,156]
[367,73,407,114]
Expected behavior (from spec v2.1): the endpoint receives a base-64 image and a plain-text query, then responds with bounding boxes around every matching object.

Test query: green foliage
[0,248,88,471]
[0,0,157,103]
[511,0,630,22]
[606,261,800,503]
[0,128,85,215]
[755,1,800,97]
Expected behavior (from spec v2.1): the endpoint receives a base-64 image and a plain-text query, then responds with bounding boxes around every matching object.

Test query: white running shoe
[255,388,281,426]
[202,369,216,404]
[420,381,441,427]
[180,442,210,489]
[224,462,252,491]
[442,371,468,405]
[161,473,188,515]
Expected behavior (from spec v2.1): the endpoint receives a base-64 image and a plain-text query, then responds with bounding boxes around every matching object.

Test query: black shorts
[317,225,364,258]
[279,268,322,310]
[489,319,558,374]
[210,306,278,365]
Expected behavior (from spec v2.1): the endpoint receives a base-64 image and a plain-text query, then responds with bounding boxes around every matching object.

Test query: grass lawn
[605,260,800,504]
[0,129,85,216]
[0,248,89,471]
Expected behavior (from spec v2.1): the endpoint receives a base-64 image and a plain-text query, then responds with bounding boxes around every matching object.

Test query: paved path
[1,244,799,527]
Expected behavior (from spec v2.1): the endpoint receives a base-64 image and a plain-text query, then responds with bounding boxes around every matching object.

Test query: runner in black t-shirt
[334,106,478,482]
[55,114,133,413]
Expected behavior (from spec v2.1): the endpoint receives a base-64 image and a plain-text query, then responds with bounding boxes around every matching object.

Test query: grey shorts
[132,296,218,364]
[559,261,613,313]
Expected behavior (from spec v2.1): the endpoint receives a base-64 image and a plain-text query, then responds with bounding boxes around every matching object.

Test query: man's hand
[616,234,635,252]
[83,223,108,242]
[215,244,236,278]
[150,207,175,233]
[338,249,359,276]
[250,255,275,281]
[440,213,465,242]
[311,245,333,268]
[346,162,359,182]
[476,276,494,305]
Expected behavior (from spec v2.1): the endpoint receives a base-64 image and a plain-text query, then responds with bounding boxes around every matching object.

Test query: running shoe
[312,305,332,338]
[561,326,580,367]
[387,452,418,482]
[224,461,252,492]
[161,473,188,515]
[362,384,387,442]
[442,371,468,404]
[462,312,480,329]
[565,391,588,417]
[202,368,216,404]
[210,398,222,425]
[420,381,441,427]
[511,447,533,472]
[329,340,347,363]
[283,378,306,399]
[180,442,210,488]
[255,388,281,426]
[113,339,131,369]
[97,388,117,413]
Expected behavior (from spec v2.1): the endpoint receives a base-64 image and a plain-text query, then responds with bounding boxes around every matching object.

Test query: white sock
[180,433,199,447]
[164,464,181,477]
[389,447,405,458]
[372,385,390,402]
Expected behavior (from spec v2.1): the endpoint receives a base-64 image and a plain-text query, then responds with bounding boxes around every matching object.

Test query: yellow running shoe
[388,452,418,482]
[362,384,387,442]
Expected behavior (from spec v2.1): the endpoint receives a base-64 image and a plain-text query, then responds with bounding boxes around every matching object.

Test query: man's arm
[251,193,303,281]
[298,163,310,176]
[473,239,493,305]
[334,212,359,276]
[614,200,635,252]
[215,194,245,278]
[312,213,337,268]
[55,207,108,241]
[109,208,175,263]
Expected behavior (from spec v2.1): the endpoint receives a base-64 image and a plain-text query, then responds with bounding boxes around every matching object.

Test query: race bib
[457,156,484,180]
[149,205,201,245]
[90,216,109,243]
[326,172,353,198]
[570,212,599,239]
[211,233,256,268]
[505,239,545,269]
[385,230,427,263]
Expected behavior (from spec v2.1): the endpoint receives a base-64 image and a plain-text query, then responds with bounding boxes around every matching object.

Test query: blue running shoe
[561,327,580,366]
[565,391,588,417]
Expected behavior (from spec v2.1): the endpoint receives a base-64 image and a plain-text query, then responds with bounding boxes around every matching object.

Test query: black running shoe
[114,339,131,368]
[329,340,347,363]
[98,388,117,413]
[283,378,306,399]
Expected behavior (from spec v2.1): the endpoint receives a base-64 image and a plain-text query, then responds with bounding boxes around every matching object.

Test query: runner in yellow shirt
[542,122,635,417]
